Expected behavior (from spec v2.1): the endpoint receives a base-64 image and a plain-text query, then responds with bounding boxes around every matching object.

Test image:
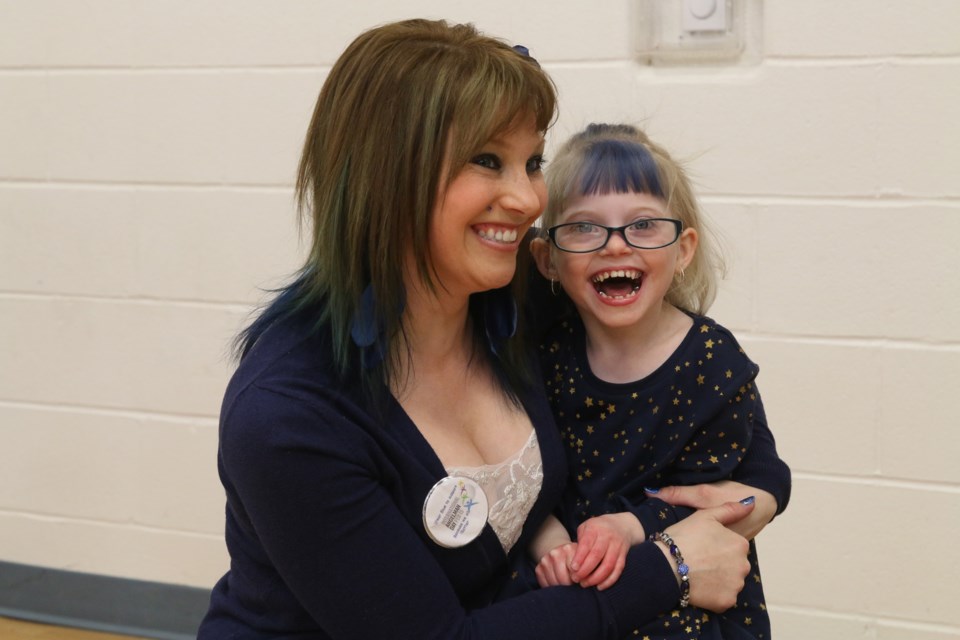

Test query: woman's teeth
[478,228,518,243]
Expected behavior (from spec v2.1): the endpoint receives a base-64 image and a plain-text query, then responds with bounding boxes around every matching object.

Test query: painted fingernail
[644,487,660,494]
[739,496,756,505]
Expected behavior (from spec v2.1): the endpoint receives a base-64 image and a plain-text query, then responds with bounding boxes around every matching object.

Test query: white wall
[1,1,958,637]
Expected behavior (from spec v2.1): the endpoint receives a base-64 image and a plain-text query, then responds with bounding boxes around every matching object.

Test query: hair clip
[512,44,540,67]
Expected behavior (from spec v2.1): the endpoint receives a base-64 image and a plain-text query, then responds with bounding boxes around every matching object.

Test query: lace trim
[446,430,543,553]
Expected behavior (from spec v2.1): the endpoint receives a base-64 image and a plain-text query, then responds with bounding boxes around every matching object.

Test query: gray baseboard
[0,561,210,639]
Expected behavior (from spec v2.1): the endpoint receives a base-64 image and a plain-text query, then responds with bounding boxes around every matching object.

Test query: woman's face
[422,116,547,301]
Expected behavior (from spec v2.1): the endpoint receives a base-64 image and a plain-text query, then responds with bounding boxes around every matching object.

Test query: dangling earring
[550,279,560,296]
[676,268,686,283]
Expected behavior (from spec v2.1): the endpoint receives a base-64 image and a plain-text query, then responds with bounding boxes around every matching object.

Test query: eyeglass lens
[552,219,679,252]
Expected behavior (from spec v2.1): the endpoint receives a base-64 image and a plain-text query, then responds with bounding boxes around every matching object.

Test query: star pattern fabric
[539,313,771,639]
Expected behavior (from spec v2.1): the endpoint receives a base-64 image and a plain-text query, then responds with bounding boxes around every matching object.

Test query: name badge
[422,476,489,548]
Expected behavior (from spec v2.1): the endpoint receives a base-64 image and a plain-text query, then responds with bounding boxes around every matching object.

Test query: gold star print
[718,432,725,438]
[600,413,607,421]
[671,611,680,618]
[686,627,693,633]
[673,398,680,406]
[706,352,713,359]
[584,469,592,478]
[745,618,752,626]
[726,369,733,378]
[731,442,739,450]
[586,426,594,434]
[631,392,639,399]
[675,365,681,372]
[700,324,709,333]
[705,339,715,349]
[701,613,710,623]
[697,374,705,385]
[576,438,584,447]
[608,404,616,414]
[652,406,659,415]
[754,573,761,583]
[709,455,719,464]
[593,450,599,457]
[585,397,594,407]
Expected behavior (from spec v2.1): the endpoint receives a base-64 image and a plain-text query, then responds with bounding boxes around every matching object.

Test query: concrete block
[0,75,49,179]
[768,609,873,640]
[760,477,960,626]
[754,203,960,341]
[0,405,223,534]
[132,188,304,304]
[736,339,880,476]
[0,0,133,68]
[0,297,242,416]
[878,347,960,484]
[0,512,227,588]
[765,1,960,57]
[0,186,138,296]
[702,201,757,330]
[875,63,960,198]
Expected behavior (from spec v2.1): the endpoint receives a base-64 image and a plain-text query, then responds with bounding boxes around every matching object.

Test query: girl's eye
[471,154,501,170]
[571,222,598,234]
[629,220,652,231]
[527,155,546,173]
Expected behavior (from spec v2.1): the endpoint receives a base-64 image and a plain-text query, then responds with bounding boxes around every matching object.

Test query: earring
[550,279,559,296]
[676,268,686,283]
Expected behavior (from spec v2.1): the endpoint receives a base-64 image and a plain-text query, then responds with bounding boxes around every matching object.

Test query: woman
[198,19,756,639]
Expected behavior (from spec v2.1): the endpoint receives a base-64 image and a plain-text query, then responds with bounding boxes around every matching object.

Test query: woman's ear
[529,237,559,280]
[677,227,698,271]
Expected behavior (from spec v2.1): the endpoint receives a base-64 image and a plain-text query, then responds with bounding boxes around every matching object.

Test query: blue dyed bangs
[573,139,665,199]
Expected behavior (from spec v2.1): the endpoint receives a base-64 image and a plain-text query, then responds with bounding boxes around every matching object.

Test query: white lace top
[445,430,544,554]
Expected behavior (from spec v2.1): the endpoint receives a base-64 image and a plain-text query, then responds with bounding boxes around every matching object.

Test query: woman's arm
[644,391,791,540]
[221,385,754,639]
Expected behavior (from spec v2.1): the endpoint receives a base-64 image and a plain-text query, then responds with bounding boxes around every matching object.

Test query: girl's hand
[647,481,777,540]
[570,513,643,590]
[535,542,579,588]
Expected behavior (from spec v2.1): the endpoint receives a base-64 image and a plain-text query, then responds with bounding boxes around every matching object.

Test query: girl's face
[421,116,547,302]
[534,191,697,332]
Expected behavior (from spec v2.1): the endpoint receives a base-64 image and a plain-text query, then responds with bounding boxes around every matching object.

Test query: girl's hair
[239,19,557,395]
[543,123,724,314]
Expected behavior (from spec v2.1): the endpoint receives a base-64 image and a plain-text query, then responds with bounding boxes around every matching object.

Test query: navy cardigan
[198,309,683,639]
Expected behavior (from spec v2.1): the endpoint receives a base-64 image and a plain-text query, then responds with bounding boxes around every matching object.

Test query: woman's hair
[543,123,724,314]
[239,19,557,394]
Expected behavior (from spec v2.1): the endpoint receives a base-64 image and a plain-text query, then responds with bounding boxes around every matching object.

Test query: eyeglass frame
[546,218,684,254]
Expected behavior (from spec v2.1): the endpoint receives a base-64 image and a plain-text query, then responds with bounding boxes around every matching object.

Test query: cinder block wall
[1,2,957,637]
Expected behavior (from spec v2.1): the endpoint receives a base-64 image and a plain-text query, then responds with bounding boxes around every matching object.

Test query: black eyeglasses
[547,218,683,253]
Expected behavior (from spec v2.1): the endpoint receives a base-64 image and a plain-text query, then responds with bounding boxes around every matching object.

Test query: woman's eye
[527,155,546,173]
[471,154,501,170]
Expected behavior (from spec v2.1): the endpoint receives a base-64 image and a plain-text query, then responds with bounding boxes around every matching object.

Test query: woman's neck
[391,279,474,397]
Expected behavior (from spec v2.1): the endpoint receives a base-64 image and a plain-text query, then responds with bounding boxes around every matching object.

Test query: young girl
[528,123,791,639]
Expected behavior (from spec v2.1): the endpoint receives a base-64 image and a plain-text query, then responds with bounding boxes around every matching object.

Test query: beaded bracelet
[652,531,690,607]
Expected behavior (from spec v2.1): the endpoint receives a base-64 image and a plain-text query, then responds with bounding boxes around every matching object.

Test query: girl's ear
[529,237,559,280]
[677,227,699,271]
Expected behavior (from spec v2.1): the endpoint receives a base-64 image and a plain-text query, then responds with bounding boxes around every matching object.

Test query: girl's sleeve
[221,384,682,640]
[728,391,791,516]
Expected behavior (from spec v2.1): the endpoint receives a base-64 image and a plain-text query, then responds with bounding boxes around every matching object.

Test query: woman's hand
[647,481,777,540]
[659,500,753,613]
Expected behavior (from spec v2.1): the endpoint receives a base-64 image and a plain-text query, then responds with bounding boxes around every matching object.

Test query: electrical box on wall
[633,0,762,65]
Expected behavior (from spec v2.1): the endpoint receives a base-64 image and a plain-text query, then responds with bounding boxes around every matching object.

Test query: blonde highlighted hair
[543,123,724,314]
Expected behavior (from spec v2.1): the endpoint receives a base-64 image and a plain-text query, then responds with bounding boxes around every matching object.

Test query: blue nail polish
[644,487,660,494]
[739,496,755,505]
